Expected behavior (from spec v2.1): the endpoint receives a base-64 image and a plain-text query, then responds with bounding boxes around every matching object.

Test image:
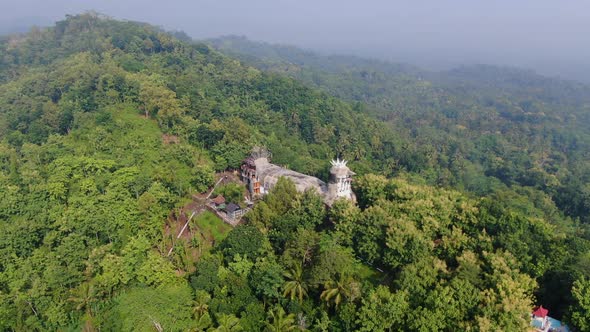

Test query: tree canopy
[0,13,589,331]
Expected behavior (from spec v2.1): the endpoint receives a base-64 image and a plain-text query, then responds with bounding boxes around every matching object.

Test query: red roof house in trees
[532,306,548,318]
[530,305,570,331]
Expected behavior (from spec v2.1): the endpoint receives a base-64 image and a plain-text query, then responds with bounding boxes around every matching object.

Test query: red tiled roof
[212,195,225,205]
[533,306,548,318]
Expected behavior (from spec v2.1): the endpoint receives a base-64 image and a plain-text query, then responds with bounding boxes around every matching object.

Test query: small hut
[225,203,243,220]
[212,195,226,210]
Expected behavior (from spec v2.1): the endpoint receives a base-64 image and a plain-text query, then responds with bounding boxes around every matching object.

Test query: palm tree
[193,290,211,317]
[320,273,361,308]
[212,314,242,332]
[68,282,97,331]
[264,306,298,332]
[282,263,308,303]
[189,290,212,331]
[68,282,96,317]
[191,312,212,332]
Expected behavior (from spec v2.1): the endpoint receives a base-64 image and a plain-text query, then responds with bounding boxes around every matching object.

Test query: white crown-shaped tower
[328,157,354,200]
[330,158,348,168]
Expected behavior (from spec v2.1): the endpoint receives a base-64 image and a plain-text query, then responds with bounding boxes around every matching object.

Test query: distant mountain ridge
[208,35,422,76]
[208,35,590,223]
[0,16,54,35]
[209,35,590,107]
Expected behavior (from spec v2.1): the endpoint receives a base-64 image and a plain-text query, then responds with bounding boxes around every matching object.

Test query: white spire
[330,158,348,168]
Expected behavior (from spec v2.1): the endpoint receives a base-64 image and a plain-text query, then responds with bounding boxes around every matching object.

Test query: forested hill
[0,15,401,177]
[1,14,590,331]
[207,35,422,77]
[210,36,590,224]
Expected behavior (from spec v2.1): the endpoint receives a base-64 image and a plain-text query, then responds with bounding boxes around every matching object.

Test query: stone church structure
[240,148,355,205]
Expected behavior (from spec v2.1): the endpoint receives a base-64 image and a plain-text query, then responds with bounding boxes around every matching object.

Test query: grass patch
[357,263,384,285]
[193,211,232,243]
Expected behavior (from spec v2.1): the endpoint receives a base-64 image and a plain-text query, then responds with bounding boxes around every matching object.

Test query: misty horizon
[2,0,590,83]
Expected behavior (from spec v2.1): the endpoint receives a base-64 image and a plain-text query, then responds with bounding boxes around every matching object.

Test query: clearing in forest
[193,211,232,249]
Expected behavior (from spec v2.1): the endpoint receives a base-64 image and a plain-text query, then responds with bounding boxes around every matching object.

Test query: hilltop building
[240,148,355,206]
[530,305,570,331]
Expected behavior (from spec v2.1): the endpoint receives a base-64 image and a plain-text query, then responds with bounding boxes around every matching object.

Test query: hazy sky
[2,0,590,81]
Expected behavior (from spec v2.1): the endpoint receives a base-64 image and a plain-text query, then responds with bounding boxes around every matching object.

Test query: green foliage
[568,277,590,331]
[219,224,265,262]
[193,211,232,244]
[211,314,242,332]
[265,177,299,215]
[190,257,221,293]
[320,272,361,308]
[239,302,266,331]
[214,182,245,205]
[356,286,408,332]
[1,13,589,331]
[282,263,308,303]
[264,306,298,332]
[249,257,285,300]
[107,284,195,332]
[192,163,216,193]
[211,36,590,225]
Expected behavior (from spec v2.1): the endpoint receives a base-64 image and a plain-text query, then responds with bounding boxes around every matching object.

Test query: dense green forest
[0,14,589,331]
[210,36,590,224]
